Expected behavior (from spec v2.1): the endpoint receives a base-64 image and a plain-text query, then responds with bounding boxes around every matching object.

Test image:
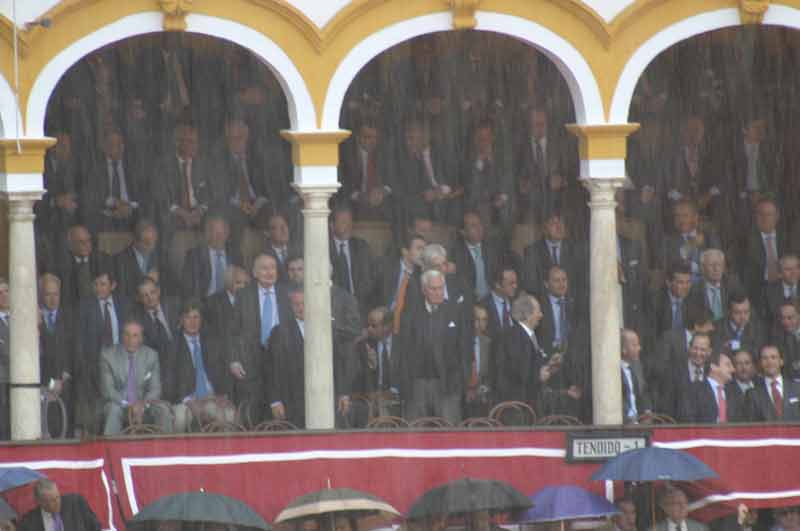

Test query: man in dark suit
[19,479,100,531]
[269,285,353,428]
[712,293,766,356]
[660,199,721,281]
[337,122,396,224]
[463,122,513,233]
[210,118,272,245]
[47,225,111,306]
[154,123,213,234]
[81,129,145,233]
[537,265,583,356]
[230,253,288,414]
[618,229,648,337]
[165,300,233,432]
[374,232,425,316]
[494,293,557,417]
[479,265,518,347]
[135,277,181,364]
[252,211,301,278]
[75,270,130,435]
[740,198,789,311]
[726,349,762,417]
[648,305,715,414]
[679,350,741,423]
[114,219,172,298]
[38,274,76,437]
[353,306,397,400]
[648,261,693,341]
[37,133,80,257]
[521,212,588,300]
[395,270,470,423]
[330,205,374,316]
[449,211,500,301]
[465,304,494,417]
[774,302,800,382]
[204,265,250,342]
[686,249,744,322]
[182,215,243,298]
[395,119,463,225]
[665,116,720,218]
[765,255,799,327]
[749,344,800,421]
[621,329,651,423]
[657,331,712,419]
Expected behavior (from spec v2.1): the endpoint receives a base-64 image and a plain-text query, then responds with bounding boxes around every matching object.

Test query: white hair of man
[421,243,447,271]
[511,292,537,322]
[421,269,444,288]
[699,248,725,267]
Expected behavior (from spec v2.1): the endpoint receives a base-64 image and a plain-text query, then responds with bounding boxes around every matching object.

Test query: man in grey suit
[655,488,708,531]
[99,319,168,434]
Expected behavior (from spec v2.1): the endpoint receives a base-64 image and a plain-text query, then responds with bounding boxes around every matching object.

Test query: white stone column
[296,184,339,429]
[7,192,43,439]
[586,179,624,426]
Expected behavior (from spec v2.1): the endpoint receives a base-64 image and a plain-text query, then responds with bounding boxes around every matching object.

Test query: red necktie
[366,153,378,191]
[716,385,727,423]
[772,379,784,417]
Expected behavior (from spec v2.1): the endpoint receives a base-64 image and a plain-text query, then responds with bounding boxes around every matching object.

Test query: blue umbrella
[590,447,718,482]
[518,485,619,523]
[0,498,17,521]
[0,467,45,492]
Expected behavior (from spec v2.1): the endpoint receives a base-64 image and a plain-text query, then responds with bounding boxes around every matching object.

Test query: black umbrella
[407,478,532,519]
[128,491,270,530]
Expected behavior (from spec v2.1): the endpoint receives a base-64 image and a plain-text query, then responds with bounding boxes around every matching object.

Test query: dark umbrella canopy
[0,468,45,492]
[590,447,718,482]
[128,492,270,530]
[0,498,17,521]
[275,488,400,523]
[407,478,532,519]
[518,486,619,523]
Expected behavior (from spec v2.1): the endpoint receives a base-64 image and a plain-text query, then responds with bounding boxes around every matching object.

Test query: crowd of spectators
[2,28,799,437]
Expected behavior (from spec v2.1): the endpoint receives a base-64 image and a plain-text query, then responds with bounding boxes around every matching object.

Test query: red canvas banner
[0,425,798,530]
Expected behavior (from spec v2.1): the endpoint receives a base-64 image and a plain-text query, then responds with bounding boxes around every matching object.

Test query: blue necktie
[261,289,274,345]
[47,310,56,332]
[191,337,211,399]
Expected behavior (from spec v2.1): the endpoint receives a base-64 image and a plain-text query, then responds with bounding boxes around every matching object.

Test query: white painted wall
[0,0,636,29]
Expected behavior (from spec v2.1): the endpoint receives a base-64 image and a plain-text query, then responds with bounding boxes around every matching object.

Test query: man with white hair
[686,248,743,322]
[395,269,470,423]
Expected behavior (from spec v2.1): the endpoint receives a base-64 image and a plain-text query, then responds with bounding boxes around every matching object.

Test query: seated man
[114,219,172,298]
[253,211,301,279]
[660,199,721,283]
[712,292,766,355]
[726,349,761,416]
[621,329,651,424]
[679,350,740,423]
[353,306,397,404]
[465,304,494,418]
[135,277,181,365]
[182,215,243,299]
[686,249,744,322]
[165,300,233,432]
[537,265,584,356]
[463,121,513,233]
[99,319,169,434]
[773,302,800,381]
[765,254,800,327]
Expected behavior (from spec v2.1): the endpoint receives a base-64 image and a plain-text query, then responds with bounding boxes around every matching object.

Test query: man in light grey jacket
[99,319,169,434]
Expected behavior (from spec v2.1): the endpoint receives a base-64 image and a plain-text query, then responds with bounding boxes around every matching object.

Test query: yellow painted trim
[280,130,351,166]
[0,138,55,173]
[566,123,640,159]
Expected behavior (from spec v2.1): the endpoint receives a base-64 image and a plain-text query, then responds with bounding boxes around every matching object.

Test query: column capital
[566,124,639,180]
[280,130,351,167]
[293,183,341,213]
[0,138,55,174]
[584,178,625,209]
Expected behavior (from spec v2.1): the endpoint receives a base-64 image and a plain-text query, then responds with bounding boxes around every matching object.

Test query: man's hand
[367,187,385,207]
[640,185,656,204]
[229,362,246,380]
[130,401,146,424]
[493,193,509,208]
[423,189,439,202]
[337,396,351,415]
[271,402,286,420]
[549,174,566,191]
[539,365,552,383]
[239,200,257,217]
[112,201,133,219]
[567,385,583,400]
[466,387,478,403]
